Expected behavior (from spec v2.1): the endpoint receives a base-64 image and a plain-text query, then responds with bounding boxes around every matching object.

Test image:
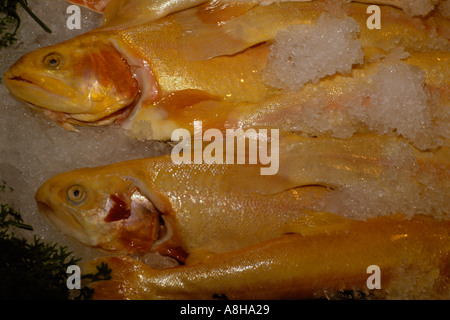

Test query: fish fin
[176,0,317,60]
[153,245,189,264]
[176,1,263,61]
[67,0,110,13]
[41,109,79,132]
[101,0,208,29]
[129,90,236,140]
[82,256,152,300]
[185,249,216,265]
[154,90,233,131]
[279,211,354,237]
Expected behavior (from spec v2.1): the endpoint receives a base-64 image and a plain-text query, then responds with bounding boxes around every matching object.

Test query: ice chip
[263,13,364,90]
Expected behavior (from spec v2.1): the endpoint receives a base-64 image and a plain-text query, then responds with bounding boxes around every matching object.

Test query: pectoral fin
[130,90,236,140]
[185,249,216,265]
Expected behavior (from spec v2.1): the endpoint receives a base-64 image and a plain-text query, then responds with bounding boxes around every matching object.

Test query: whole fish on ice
[35,133,450,261]
[35,132,450,298]
[3,0,449,141]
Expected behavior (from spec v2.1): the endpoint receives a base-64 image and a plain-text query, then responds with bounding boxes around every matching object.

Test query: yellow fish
[35,133,450,263]
[85,215,450,299]
[4,0,449,140]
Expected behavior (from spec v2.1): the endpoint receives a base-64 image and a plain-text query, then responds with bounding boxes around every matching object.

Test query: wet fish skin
[84,215,450,300]
[35,133,450,257]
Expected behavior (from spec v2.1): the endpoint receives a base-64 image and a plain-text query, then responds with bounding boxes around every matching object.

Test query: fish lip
[4,73,69,110]
[36,200,54,217]
[5,73,53,95]
[7,75,34,85]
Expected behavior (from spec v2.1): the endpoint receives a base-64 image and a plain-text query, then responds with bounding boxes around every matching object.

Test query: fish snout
[35,183,57,218]
[3,63,23,92]
[4,56,29,83]
[36,199,54,218]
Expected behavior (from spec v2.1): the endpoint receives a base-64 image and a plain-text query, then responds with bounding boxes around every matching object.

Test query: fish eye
[43,53,64,70]
[67,185,87,205]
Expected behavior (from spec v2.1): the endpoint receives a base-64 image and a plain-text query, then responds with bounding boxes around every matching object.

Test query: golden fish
[4,0,449,140]
[35,133,450,262]
[85,215,450,299]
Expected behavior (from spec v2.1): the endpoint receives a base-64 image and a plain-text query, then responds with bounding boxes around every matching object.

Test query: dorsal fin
[67,0,405,21]
[176,0,320,61]
[100,0,208,30]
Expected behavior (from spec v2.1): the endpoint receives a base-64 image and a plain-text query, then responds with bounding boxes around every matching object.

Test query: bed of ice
[0,1,171,260]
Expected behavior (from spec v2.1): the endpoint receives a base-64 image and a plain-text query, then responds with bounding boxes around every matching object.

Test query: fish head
[4,34,141,129]
[35,166,163,253]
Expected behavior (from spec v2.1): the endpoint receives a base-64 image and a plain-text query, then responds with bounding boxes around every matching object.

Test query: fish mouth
[4,73,74,125]
[7,76,34,85]
[36,199,97,246]
[4,73,66,99]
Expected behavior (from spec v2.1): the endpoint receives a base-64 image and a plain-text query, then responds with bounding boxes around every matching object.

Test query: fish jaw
[4,34,143,127]
[35,167,162,254]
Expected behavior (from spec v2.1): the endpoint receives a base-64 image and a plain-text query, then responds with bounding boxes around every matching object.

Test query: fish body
[86,215,450,299]
[35,133,450,260]
[4,0,449,140]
